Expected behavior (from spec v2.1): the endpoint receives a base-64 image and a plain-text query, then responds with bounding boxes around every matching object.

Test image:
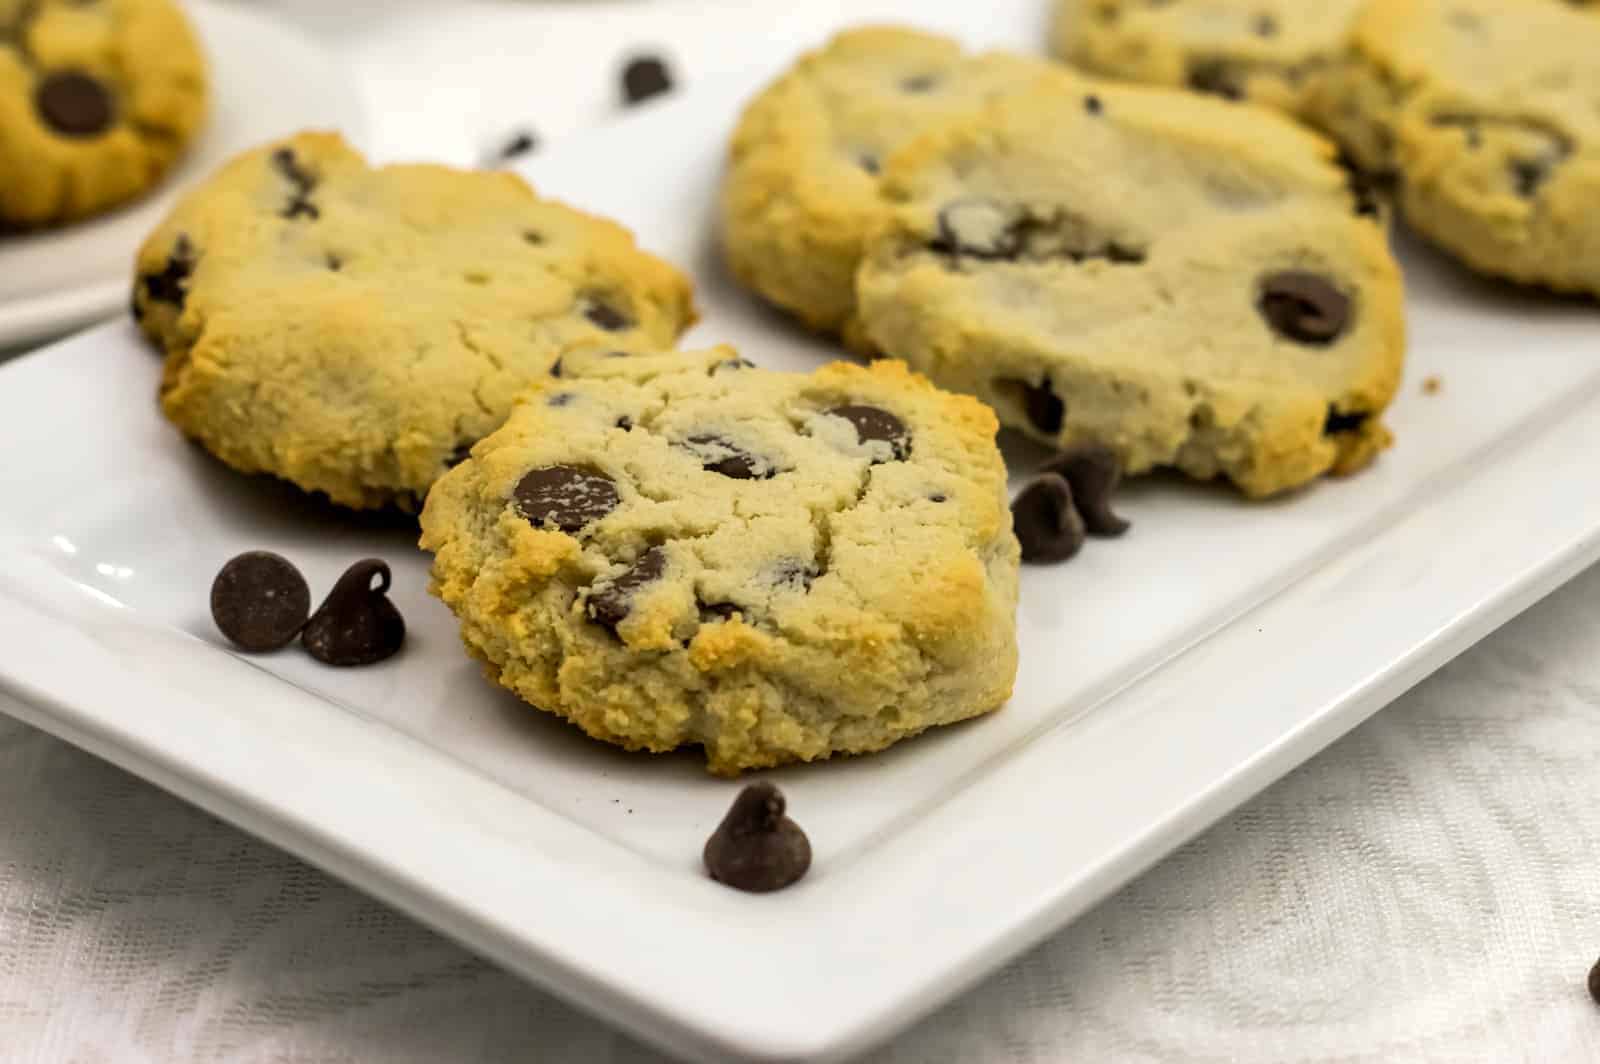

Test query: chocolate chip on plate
[1257,270,1350,345]
[703,782,812,893]
[514,465,621,532]
[210,551,311,652]
[622,54,673,105]
[1011,473,1086,564]
[1589,956,1600,1006]
[587,547,667,631]
[36,71,113,137]
[301,559,406,667]
[826,404,910,462]
[1042,445,1130,537]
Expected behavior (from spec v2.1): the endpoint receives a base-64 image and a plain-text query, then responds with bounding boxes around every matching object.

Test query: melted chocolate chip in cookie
[582,297,632,332]
[514,465,621,531]
[272,148,320,220]
[684,435,774,480]
[141,234,197,310]
[703,782,812,893]
[36,71,114,137]
[1187,60,1244,101]
[1323,407,1370,436]
[1257,271,1350,345]
[586,547,667,631]
[826,404,911,462]
[1000,377,1065,436]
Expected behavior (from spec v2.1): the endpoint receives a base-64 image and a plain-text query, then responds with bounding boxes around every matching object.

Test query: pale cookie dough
[420,347,1021,776]
[0,0,207,227]
[134,132,696,510]
[858,72,1407,498]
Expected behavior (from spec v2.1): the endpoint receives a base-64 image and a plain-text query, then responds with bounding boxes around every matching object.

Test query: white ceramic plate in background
[1,4,1599,1063]
[0,1,366,350]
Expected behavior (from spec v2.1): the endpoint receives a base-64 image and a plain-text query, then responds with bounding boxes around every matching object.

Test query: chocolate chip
[1589,956,1600,1006]
[1254,13,1278,36]
[1323,407,1370,435]
[523,230,544,246]
[514,465,620,532]
[210,551,311,653]
[35,71,113,137]
[141,234,195,309]
[616,415,634,431]
[622,54,673,105]
[1188,60,1243,100]
[1337,151,1384,219]
[301,559,406,667]
[1257,271,1350,345]
[685,435,772,480]
[549,357,563,378]
[933,199,1021,260]
[586,547,667,632]
[583,299,632,331]
[826,404,910,462]
[900,74,939,93]
[1510,157,1549,198]
[703,782,812,893]
[929,493,948,503]
[445,442,475,469]
[1084,94,1103,115]
[272,148,320,220]
[1042,445,1129,537]
[1011,474,1086,564]
[326,254,343,271]
[699,601,741,623]
[858,153,881,175]
[1004,377,1065,436]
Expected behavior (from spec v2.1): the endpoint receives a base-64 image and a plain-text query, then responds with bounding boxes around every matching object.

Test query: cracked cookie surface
[721,26,1051,349]
[419,346,1021,776]
[0,0,206,227]
[134,132,696,510]
[857,71,1406,498]
[1052,0,1368,128]
[1310,0,1600,298]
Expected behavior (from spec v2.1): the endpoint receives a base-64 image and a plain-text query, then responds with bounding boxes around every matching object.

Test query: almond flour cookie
[1309,0,1600,298]
[0,0,207,227]
[419,347,1020,776]
[134,132,696,510]
[721,26,1051,349]
[857,73,1406,498]
[1052,0,1368,126]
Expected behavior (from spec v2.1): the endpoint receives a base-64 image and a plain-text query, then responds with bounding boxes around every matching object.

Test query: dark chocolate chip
[549,357,563,378]
[622,54,673,105]
[685,434,772,480]
[929,493,948,503]
[301,559,406,667]
[514,465,621,532]
[932,199,1021,260]
[858,153,881,175]
[1510,157,1549,198]
[210,551,311,653]
[826,404,910,462]
[1084,94,1103,115]
[445,442,475,469]
[583,299,632,331]
[1042,445,1130,537]
[326,254,343,271]
[272,148,320,220]
[1258,271,1351,345]
[703,782,812,893]
[616,415,634,431]
[523,230,544,246]
[699,601,741,623]
[1255,13,1278,36]
[141,234,196,309]
[1589,956,1600,1006]
[900,73,939,93]
[1011,473,1086,564]
[586,547,667,632]
[1004,377,1065,436]
[35,71,113,137]
[1188,60,1243,100]
[1323,407,1370,435]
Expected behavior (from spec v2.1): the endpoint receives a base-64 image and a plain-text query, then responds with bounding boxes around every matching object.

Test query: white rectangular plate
[2,6,1599,1062]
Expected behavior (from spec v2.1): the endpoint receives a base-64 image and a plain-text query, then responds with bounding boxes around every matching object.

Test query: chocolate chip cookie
[1052,0,1368,126]
[419,347,1020,776]
[1309,0,1600,298]
[857,72,1406,498]
[0,0,207,227]
[135,133,696,510]
[721,26,1051,349]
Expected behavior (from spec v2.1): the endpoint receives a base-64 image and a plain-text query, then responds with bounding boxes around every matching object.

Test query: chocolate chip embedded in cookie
[1,0,209,227]
[721,26,1052,348]
[133,133,696,510]
[419,347,1021,776]
[857,71,1405,498]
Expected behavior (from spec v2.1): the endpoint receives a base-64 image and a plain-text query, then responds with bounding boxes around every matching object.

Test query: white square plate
[2,6,1599,1062]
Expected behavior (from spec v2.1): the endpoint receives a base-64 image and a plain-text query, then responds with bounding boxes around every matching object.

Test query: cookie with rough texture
[721,26,1050,349]
[1052,0,1368,126]
[135,132,696,510]
[1309,0,1600,298]
[0,0,207,227]
[419,346,1020,776]
[857,72,1406,498]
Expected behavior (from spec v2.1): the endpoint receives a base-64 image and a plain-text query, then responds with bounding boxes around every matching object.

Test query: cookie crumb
[1422,375,1442,395]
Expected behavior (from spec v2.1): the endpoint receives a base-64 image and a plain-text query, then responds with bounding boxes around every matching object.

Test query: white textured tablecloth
[7,3,1600,1061]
